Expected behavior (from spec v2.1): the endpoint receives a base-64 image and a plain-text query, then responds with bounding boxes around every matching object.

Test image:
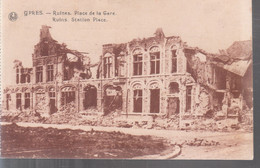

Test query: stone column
[121,85,127,113]
[30,91,34,111]
[32,67,36,84]
[10,93,15,111]
[144,88,149,113]
[97,87,102,112]
[21,92,25,111]
[79,91,84,111]
[56,86,61,111]
[160,88,167,115]
[33,92,37,112]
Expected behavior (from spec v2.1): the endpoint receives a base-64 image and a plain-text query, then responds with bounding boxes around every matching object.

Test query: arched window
[132,83,143,113]
[133,48,143,76]
[150,46,160,74]
[149,82,160,113]
[103,53,113,78]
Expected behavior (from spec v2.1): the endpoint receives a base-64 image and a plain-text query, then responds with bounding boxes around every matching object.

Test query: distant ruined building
[2,25,253,127]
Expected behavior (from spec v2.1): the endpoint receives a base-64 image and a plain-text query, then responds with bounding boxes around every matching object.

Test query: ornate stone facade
[2,26,253,125]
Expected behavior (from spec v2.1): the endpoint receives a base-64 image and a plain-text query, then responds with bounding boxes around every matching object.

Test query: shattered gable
[226,40,252,60]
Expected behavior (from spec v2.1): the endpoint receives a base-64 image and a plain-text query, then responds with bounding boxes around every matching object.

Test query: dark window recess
[186,86,192,112]
[133,54,143,75]
[150,89,160,113]
[104,57,112,78]
[63,63,75,81]
[231,77,241,91]
[16,93,22,110]
[185,49,195,74]
[214,92,224,111]
[20,75,26,83]
[47,65,54,82]
[167,97,180,116]
[232,92,240,99]
[169,82,179,94]
[133,90,142,113]
[215,67,226,89]
[26,75,30,83]
[61,91,75,105]
[16,69,19,84]
[24,93,30,109]
[104,86,122,115]
[150,52,160,74]
[172,50,177,73]
[41,42,49,56]
[20,68,26,83]
[84,86,97,109]
[187,61,192,74]
[36,66,43,83]
[49,92,57,114]
[6,94,11,110]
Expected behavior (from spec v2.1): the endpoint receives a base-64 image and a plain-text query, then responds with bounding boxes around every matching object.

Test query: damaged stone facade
[2,25,253,128]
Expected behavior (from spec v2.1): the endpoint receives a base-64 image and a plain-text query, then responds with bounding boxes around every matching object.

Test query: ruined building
[2,25,253,125]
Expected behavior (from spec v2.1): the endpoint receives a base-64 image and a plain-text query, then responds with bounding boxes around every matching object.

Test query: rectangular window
[150,89,160,113]
[49,92,55,98]
[104,57,112,78]
[186,86,192,112]
[24,93,30,109]
[133,90,142,113]
[16,93,22,110]
[16,69,19,84]
[150,52,160,74]
[27,75,31,83]
[172,50,177,73]
[49,92,56,114]
[36,66,43,83]
[20,68,26,83]
[6,94,11,110]
[133,54,143,75]
[47,65,54,82]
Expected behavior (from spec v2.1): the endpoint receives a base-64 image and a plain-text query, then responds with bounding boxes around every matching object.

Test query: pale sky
[2,0,252,85]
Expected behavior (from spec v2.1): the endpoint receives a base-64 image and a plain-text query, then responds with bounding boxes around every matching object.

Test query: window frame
[47,64,54,82]
[36,66,43,83]
[186,86,192,112]
[24,93,30,109]
[16,93,22,110]
[103,54,113,78]
[133,89,143,113]
[171,49,177,73]
[149,46,160,75]
[133,49,143,76]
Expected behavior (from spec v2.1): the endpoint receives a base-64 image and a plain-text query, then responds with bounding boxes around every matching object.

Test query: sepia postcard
[1,0,253,159]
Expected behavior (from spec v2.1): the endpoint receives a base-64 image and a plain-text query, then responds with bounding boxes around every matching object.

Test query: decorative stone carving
[133,83,142,90]
[132,48,143,55]
[149,82,159,89]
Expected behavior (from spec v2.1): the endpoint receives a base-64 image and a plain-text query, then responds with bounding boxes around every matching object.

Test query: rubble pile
[45,102,82,124]
[181,138,220,147]
[1,107,253,132]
